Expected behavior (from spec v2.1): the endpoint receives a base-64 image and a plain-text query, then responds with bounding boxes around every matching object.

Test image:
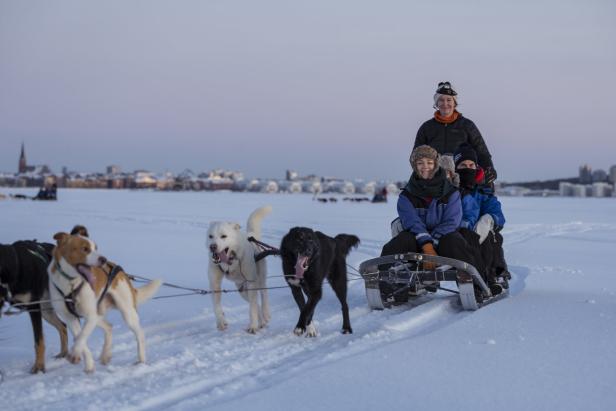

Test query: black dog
[0,241,68,373]
[280,227,360,336]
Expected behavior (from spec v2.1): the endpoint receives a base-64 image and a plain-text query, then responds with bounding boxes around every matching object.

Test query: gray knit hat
[439,155,460,187]
[409,145,440,177]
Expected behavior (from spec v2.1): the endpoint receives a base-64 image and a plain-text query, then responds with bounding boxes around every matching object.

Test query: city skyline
[7,141,616,185]
[1,1,615,182]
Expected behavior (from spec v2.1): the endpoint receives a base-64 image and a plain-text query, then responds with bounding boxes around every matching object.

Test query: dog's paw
[293,327,305,336]
[100,354,112,365]
[216,320,228,331]
[341,327,353,335]
[246,326,258,334]
[54,350,68,359]
[30,363,45,374]
[68,351,81,365]
[84,366,95,374]
[305,323,318,338]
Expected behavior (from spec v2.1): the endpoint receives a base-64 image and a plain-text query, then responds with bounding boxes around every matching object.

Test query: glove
[421,243,438,270]
[474,214,494,244]
[484,167,497,184]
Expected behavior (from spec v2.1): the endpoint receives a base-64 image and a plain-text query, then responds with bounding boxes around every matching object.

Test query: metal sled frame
[359,253,494,311]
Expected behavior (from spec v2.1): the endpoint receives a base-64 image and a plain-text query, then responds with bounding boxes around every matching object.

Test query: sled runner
[358,253,508,310]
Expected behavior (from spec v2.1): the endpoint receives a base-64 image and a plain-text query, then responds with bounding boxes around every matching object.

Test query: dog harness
[247,237,281,262]
[98,262,123,307]
[52,261,85,318]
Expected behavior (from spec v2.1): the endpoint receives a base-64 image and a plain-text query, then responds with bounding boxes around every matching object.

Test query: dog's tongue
[77,265,96,288]
[294,255,309,279]
[217,250,230,264]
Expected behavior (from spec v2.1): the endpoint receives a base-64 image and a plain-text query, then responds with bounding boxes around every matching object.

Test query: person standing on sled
[381,145,483,275]
[414,81,497,185]
[454,144,510,294]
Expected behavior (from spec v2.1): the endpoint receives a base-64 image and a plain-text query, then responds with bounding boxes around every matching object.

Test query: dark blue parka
[460,187,505,230]
[397,187,461,247]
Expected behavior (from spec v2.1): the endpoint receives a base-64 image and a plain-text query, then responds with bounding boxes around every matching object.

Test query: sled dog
[207,206,272,333]
[0,241,68,373]
[48,232,161,373]
[280,227,359,337]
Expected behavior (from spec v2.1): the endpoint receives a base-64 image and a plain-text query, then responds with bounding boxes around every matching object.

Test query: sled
[358,253,507,310]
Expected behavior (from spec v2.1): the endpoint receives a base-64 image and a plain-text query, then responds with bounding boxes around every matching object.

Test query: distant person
[454,144,509,293]
[371,187,388,203]
[414,81,497,184]
[34,183,57,200]
[49,183,58,200]
[34,186,49,200]
[381,145,482,274]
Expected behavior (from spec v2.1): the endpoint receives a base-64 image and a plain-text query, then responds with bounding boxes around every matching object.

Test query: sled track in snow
[2,280,524,411]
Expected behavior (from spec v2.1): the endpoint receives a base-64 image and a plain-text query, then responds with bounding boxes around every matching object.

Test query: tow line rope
[1,239,366,314]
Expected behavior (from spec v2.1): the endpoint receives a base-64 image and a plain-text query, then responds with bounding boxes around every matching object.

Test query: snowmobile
[358,252,508,310]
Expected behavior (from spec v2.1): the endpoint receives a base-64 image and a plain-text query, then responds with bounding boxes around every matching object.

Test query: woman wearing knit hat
[413,81,498,184]
[454,143,510,293]
[381,145,483,275]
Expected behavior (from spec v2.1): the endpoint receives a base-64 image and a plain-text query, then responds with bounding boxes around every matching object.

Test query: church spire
[19,142,27,173]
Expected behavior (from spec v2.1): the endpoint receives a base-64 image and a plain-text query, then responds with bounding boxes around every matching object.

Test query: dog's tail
[247,205,272,239]
[334,234,360,256]
[136,279,162,305]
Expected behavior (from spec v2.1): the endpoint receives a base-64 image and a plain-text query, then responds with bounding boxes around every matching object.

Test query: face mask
[458,168,477,188]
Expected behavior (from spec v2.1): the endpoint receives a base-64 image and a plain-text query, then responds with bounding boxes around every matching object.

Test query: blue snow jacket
[460,187,505,230]
[397,187,462,247]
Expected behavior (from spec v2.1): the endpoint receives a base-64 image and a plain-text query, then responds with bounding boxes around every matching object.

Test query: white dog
[207,206,272,333]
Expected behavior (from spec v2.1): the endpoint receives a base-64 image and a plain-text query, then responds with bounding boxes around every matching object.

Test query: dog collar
[55,261,77,282]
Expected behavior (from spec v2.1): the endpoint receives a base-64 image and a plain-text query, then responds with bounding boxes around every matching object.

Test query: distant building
[18,142,27,173]
[592,169,607,183]
[609,165,616,184]
[571,184,587,197]
[279,180,302,193]
[579,164,592,184]
[107,165,121,175]
[134,171,157,188]
[262,180,279,193]
[559,182,574,196]
[286,170,299,181]
[592,182,613,197]
[302,180,322,194]
[16,143,51,175]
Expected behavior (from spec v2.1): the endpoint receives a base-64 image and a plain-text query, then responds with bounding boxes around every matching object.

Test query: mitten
[421,242,438,270]
[474,214,494,244]
[484,167,497,184]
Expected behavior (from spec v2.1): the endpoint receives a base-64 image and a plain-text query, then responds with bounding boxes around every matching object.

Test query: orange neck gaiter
[434,110,460,124]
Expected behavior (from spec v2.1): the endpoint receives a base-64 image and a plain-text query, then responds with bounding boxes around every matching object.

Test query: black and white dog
[280,227,360,337]
[0,241,68,373]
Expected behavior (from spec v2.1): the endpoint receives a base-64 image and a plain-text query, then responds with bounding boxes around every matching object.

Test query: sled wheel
[366,286,386,310]
[459,282,480,310]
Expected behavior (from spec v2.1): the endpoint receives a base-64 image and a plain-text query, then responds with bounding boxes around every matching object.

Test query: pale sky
[1,0,615,182]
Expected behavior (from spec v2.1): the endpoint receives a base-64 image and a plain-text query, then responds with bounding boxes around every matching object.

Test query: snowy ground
[0,188,614,411]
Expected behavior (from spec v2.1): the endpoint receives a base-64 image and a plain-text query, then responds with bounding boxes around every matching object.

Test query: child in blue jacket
[454,144,510,292]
